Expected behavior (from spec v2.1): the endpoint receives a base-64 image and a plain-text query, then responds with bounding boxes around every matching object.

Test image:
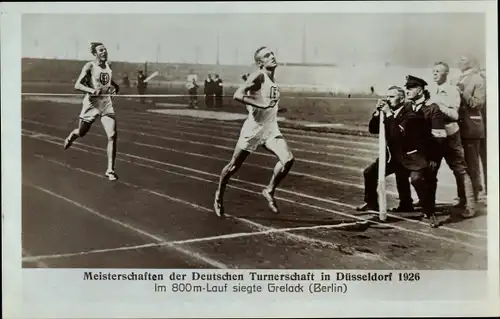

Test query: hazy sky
[22,13,486,67]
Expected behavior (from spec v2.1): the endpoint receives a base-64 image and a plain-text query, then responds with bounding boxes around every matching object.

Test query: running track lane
[21,101,488,239]
[21,121,488,246]
[22,103,487,235]
[20,99,487,270]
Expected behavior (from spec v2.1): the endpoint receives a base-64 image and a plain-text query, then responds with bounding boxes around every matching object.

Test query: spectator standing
[455,56,486,201]
[187,77,199,109]
[214,74,223,108]
[204,74,214,108]
[137,70,147,104]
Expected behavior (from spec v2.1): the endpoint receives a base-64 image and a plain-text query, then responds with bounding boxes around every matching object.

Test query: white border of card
[2,1,499,318]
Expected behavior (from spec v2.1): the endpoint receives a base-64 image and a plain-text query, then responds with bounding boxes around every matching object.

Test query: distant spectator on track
[122,74,130,88]
[137,70,147,104]
[204,74,214,108]
[187,77,199,109]
[214,74,223,108]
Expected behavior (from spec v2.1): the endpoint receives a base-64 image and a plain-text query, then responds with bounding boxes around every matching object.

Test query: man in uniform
[358,84,441,227]
[405,75,447,227]
[431,62,476,218]
[456,56,486,205]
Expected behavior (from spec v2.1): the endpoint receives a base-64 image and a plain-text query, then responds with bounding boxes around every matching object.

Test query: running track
[21,97,488,270]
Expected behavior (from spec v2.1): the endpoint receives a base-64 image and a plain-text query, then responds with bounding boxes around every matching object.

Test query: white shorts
[79,96,115,123]
[236,120,283,152]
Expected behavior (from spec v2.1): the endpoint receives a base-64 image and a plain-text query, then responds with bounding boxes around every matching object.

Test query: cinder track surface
[21,95,487,270]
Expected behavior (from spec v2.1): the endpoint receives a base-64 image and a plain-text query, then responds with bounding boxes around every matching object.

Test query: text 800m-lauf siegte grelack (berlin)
[155,282,348,294]
[81,271,419,295]
[149,271,420,294]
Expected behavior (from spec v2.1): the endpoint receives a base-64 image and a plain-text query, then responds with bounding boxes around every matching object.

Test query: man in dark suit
[404,75,447,225]
[214,74,223,108]
[204,74,214,108]
[358,86,414,214]
[357,85,439,227]
[137,70,147,104]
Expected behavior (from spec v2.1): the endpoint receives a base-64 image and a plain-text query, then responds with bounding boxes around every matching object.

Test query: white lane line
[22,128,480,240]
[22,243,160,262]
[131,121,377,157]
[23,130,486,246]
[121,115,378,158]
[132,142,365,183]
[23,129,484,241]
[23,118,374,167]
[131,110,379,147]
[116,115,457,188]
[22,249,49,268]
[22,99,379,146]
[22,119,456,192]
[22,220,366,263]
[27,147,378,263]
[118,114,379,155]
[24,182,228,269]
[20,122,395,196]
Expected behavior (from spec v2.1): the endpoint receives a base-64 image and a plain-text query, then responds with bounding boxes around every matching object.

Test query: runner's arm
[233,72,269,109]
[74,62,97,95]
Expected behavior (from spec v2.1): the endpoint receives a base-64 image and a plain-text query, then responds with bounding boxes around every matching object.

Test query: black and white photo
[2,2,498,318]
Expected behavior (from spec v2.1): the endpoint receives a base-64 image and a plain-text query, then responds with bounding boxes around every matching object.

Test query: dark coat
[457,71,486,139]
[416,102,447,163]
[204,79,214,95]
[214,78,223,95]
[369,103,430,171]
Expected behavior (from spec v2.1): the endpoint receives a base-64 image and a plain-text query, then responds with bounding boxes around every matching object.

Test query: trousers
[462,139,482,196]
[432,132,476,209]
[363,159,435,215]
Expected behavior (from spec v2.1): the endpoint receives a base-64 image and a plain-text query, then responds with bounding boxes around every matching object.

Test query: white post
[377,111,387,222]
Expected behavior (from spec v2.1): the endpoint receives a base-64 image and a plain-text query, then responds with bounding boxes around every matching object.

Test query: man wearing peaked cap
[405,75,428,88]
[404,74,447,228]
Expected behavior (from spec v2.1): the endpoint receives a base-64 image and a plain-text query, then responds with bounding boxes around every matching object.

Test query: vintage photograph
[21,12,488,270]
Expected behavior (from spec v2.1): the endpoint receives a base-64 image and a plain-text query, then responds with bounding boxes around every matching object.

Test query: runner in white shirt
[63,42,120,181]
[214,46,294,217]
